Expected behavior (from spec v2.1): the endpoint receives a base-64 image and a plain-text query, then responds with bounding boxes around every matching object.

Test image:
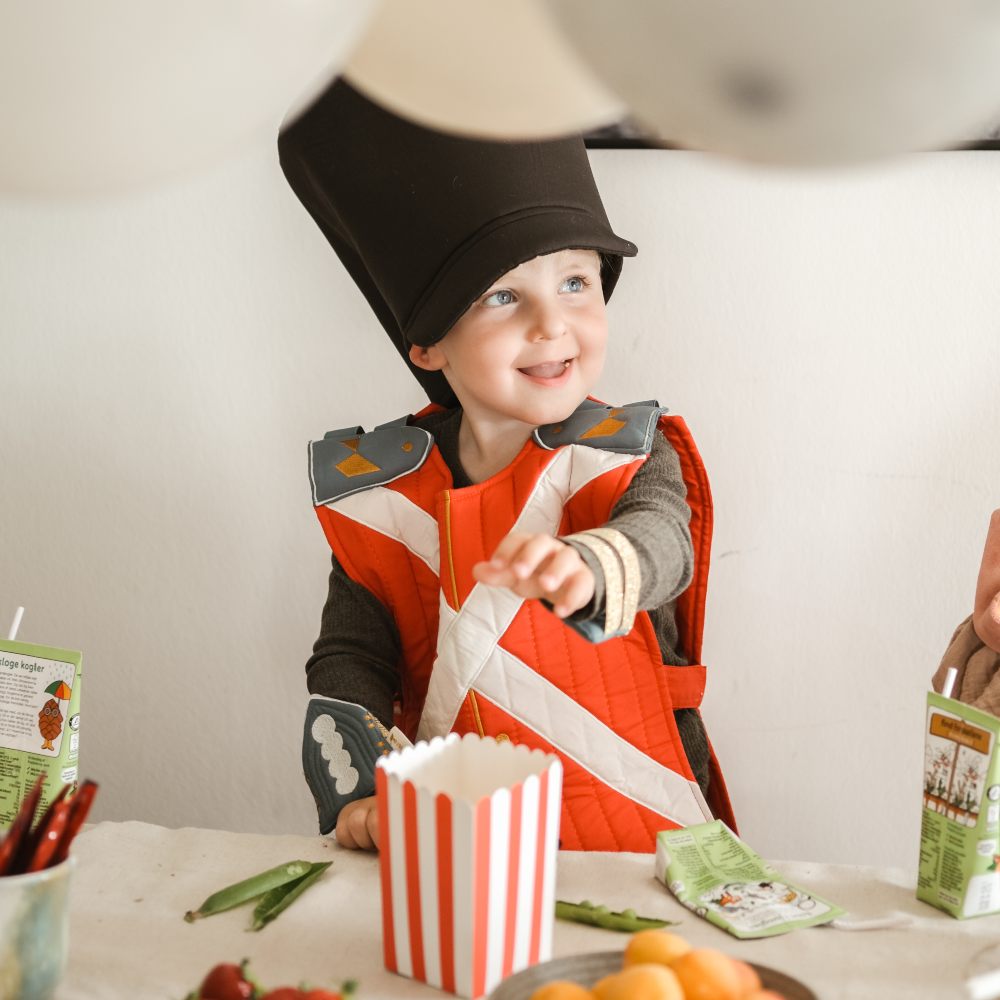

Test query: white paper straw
[6,606,24,641]
[829,912,913,931]
[942,666,958,700]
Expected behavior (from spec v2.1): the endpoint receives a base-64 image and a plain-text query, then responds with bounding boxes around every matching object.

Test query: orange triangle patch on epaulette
[336,452,382,477]
[580,416,627,440]
[336,438,382,477]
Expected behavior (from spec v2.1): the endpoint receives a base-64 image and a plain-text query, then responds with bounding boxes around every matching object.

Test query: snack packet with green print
[655,820,844,938]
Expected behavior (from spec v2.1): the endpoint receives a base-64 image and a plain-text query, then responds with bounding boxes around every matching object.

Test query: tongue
[520,362,566,378]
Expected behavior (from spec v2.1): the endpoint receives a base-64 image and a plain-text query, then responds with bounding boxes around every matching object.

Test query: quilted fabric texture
[310,404,735,848]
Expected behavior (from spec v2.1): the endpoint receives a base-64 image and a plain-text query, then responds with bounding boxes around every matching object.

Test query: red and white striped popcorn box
[375,733,563,999]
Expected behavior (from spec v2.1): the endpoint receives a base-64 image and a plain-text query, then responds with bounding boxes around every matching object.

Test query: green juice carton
[918,691,1000,918]
[0,638,82,826]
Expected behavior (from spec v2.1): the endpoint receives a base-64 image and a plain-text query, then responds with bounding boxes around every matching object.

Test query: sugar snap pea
[250,861,332,931]
[555,899,678,932]
[184,860,316,922]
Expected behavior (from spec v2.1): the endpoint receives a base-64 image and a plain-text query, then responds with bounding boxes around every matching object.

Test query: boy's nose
[528,301,567,341]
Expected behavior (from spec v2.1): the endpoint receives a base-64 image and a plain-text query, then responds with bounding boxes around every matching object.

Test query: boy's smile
[408,249,608,466]
[517,356,576,384]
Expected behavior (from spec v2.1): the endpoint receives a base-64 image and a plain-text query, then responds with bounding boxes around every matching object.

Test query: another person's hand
[472,532,596,618]
[974,509,1000,653]
[335,795,379,851]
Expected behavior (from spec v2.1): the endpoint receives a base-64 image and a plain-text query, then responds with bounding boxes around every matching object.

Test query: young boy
[279,78,733,853]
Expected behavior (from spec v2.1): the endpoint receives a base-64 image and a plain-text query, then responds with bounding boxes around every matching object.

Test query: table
[59,821,991,999]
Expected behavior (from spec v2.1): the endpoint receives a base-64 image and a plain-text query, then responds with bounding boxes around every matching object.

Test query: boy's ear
[408,342,446,372]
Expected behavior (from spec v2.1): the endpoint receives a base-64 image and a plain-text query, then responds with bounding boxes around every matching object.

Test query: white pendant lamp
[0,1,378,196]
[343,0,624,140]
[543,0,1000,163]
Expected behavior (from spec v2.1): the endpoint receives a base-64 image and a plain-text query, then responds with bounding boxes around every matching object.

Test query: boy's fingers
[510,535,560,579]
[553,569,596,618]
[471,560,518,587]
[473,559,550,595]
[335,810,358,850]
[336,797,378,851]
[489,532,530,567]
[478,536,586,599]
[507,578,547,601]
[347,805,376,851]
[537,546,582,592]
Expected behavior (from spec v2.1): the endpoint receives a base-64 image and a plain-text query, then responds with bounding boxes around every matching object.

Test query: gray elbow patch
[302,696,392,835]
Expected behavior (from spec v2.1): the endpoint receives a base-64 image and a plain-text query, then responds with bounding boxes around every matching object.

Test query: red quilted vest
[312,407,734,851]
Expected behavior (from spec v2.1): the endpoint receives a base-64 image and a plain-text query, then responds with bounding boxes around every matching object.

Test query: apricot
[529,981,595,1000]
[744,991,785,1000]
[669,948,744,1000]
[623,929,693,968]
[592,963,684,1000]
[731,959,762,993]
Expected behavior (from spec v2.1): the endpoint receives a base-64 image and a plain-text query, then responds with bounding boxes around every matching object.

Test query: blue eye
[562,276,586,293]
[483,289,514,307]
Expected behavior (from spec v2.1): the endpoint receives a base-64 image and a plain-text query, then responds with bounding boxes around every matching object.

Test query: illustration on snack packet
[38,681,71,751]
[924,707,990,827]
[1,654,75,758]
[701,880,826,926]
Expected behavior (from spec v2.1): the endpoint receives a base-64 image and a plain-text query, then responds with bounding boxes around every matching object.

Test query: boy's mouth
[517,358,573,380]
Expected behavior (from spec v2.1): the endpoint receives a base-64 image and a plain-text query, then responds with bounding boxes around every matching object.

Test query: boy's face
[409,249,608,429]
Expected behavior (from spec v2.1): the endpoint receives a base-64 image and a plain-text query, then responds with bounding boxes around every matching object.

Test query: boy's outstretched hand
[472,532,596,619]
[974,509,1000,653]
[336,795,379,851]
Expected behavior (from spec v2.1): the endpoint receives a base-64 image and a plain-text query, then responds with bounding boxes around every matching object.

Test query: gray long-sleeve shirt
[305,406,711,795]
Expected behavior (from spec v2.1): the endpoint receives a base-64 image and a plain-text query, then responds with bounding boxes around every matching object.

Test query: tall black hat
[278,78,637,407]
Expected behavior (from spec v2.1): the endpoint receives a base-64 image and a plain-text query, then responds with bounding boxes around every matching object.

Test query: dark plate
[489,949,817,999]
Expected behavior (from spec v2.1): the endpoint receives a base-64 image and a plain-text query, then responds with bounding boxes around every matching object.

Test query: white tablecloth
[58,821,991,999]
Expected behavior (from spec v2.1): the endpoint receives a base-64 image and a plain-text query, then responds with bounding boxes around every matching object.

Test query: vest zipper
[442,488,486,739]
[467,690,486,738]
[442,490,461,609]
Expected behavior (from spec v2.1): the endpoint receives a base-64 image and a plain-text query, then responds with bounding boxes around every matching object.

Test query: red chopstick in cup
[0,777,98,877]
[0,773,46,876]
[25,785,73,873]
[50,779,98,866]
[18,783,70,865]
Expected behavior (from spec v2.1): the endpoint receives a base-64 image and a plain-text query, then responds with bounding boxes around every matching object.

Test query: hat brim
[403,207,637,347]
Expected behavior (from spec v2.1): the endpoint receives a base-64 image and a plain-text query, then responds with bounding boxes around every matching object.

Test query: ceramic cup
[376,733,563,999]
[0,857,74,1000]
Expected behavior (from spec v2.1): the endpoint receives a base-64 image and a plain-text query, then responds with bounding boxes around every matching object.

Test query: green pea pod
[555,899,678,933]
[250,860,332,931]
[184,860,317,922]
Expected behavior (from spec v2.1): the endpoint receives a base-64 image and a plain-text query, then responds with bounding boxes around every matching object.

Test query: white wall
[2,144,997,869]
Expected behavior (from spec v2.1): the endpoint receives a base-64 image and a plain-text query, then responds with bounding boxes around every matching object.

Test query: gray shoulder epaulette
[533,399,666,455]
[309,418,432,505]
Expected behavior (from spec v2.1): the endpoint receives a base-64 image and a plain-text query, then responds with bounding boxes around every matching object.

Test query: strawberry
[198,961,256,1000]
